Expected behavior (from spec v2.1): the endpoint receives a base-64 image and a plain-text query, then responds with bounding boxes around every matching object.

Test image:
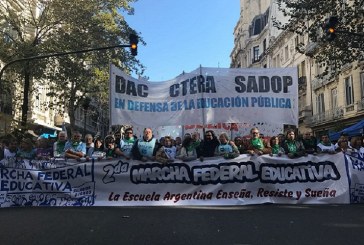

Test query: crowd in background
[0,126,362,164]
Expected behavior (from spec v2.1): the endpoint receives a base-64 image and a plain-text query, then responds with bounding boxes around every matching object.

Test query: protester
[215,132,240,159]
[335,133,352,151]
[156,136,177,164]
[53,131,67,158]
[84,134,94,158]
[174,136,182,155]
[16,138,36,160]
[120,127,137,159]
[301,131,317,154]
[114,131,122,148]
[90,137,106,160]
[282,129,306,158]
[191,132,202,157]
[103,135,123,159]
[176,137,197,162]
[269,136,285,156]
[35,137,53,160]
[131,127,158,162]
[246,127,271,155]
[234,136,247,154]
[350,136,364,153]
[317,134,336,154]
[64,131,86,161]
[336,137,353,153]
[3,138,18,160]
[199,130,220,160]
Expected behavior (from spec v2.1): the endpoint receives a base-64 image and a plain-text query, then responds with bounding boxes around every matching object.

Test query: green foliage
[0,0,144,131]
[274,0,364,77]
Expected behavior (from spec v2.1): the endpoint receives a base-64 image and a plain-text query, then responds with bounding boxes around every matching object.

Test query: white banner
[344,151,364,203]
[0,153,351,207]
[110,65,298,128]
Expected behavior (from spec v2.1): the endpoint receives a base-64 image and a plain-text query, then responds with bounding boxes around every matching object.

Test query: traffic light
[322,16,339,41]
[129,33,138,56]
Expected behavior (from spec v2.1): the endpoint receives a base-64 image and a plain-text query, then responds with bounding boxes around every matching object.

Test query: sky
[124,0,240,81]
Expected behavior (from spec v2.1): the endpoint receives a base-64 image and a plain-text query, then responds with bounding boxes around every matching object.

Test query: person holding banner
[350,136,364,153]
[176,136,198,162]
[120,127,137,159]
[215,132,240,159]
[246,127,272,155]
[317,134,336,154]
[16,138,36,160]
[199,130,220,161]
[269,136,285,156]
[104,135,124,159]
[64,131,87,161]
[132,127,158,162]
[282,129,306,158]
[156,136,177,164]
[53,131,67,158]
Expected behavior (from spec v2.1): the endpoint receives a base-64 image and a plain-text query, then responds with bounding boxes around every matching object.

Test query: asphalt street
[0,204,363,245]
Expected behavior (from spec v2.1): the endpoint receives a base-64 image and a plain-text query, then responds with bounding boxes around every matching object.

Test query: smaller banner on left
[0,158,95,207]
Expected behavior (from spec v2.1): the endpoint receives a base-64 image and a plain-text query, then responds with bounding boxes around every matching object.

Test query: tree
[274,0,364,78]
[0,0,145,132]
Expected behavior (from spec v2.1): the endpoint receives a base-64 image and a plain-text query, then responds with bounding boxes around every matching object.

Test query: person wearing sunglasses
[120,127,137,160]
[246,127,271,155]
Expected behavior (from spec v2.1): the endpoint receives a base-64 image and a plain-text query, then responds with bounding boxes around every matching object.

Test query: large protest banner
[110,65,298,129]
[344,151,364,203]
[0,153,351,207]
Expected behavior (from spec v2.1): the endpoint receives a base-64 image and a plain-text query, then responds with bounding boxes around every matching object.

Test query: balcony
[308,107,344,125]
[357,98,364,111]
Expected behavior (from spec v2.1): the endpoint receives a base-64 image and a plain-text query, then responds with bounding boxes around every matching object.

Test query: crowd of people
[0,127,362,164]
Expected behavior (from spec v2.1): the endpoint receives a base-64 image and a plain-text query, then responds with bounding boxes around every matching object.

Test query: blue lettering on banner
[251,97,291,108]
[127,100,169,112]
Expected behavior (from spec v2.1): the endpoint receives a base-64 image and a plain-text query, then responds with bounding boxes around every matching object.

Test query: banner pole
[200,64,206,137]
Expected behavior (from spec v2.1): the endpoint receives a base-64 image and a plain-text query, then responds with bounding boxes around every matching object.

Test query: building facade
[231,0,364,137]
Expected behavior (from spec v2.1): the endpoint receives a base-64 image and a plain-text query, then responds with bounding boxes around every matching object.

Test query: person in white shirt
[317,134,336,154]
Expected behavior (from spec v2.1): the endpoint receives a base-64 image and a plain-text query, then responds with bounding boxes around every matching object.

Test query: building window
[331,88,337,110]
[285,46,289,61]
[253,46,259,62]
[360,72,364,98]
[263,39,266,52]
[316,93,325,114]
[345,76,354,106]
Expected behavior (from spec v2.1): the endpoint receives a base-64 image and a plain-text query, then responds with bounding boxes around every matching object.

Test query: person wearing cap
[16,138,36,160]
[64,131,86,161]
